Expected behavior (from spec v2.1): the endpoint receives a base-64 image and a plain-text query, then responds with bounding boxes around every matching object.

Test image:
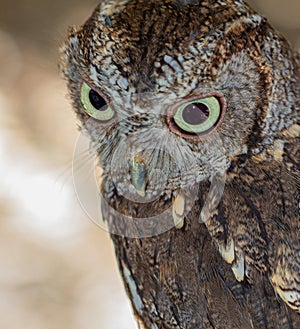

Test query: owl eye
[172,96,223,135]
[80,82,115,121]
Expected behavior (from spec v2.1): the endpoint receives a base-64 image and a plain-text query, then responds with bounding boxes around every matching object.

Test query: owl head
[61,0,296,212]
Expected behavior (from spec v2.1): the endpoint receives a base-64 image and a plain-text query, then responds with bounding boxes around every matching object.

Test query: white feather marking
[231,255,245,282]
[219,239,235,264]
[122,262,144,315]
[173,194,185,229]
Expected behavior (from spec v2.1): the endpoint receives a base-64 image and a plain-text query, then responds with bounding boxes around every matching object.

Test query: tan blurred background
[0,1,299,328]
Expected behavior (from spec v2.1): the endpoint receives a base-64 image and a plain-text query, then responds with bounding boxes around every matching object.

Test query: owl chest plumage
[104,155,299,329]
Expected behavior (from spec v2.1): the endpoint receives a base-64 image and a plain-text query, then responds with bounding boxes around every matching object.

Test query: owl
[60,0,300,328]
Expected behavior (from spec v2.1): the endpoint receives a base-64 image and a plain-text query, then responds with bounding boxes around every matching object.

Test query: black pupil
[182,102,210,125]
[89,89,107,110]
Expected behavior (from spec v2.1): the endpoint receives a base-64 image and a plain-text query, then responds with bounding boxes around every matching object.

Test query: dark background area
[0,1,298,328]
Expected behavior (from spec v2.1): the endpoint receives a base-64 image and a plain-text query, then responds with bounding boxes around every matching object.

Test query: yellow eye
[80,82,115,121]
[173,96,222,134]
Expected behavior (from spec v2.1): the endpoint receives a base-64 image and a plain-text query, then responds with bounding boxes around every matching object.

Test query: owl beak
[130,155,147,197]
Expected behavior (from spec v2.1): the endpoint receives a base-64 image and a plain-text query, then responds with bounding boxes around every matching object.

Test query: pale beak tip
[136,188,146,197]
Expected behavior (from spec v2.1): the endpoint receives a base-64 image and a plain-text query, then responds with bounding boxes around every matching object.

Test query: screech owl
[60,0,300,328]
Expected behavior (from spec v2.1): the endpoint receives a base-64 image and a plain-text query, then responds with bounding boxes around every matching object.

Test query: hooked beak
[130,155,186,230]
[130,155,147,197]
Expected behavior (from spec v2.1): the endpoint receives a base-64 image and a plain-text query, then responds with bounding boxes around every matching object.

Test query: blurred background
[0,1,299,328]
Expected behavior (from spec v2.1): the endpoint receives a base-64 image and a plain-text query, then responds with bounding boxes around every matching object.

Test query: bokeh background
[0,1,299,328]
